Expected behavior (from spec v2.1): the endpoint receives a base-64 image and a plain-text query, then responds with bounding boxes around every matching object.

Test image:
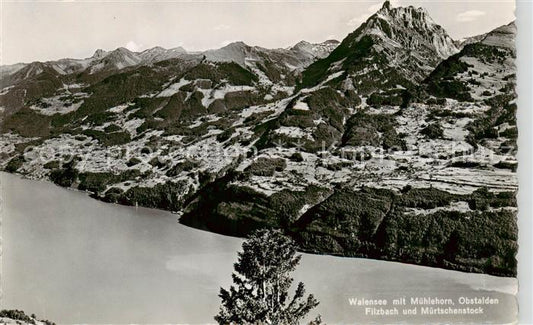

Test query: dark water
[0,172,517,324]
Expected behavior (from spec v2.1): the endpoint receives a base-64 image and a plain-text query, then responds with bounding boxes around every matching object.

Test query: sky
[0,0,516,65]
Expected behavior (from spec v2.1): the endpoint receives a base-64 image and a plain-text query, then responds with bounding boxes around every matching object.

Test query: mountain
[0,2,518,277]
[0,46,189,84]
[425,21,516,101]
[455,34,486,49]
[86,46,189,73]
[138,46,187,63]
[0,40,338,116]
[88,47,143,73]
[203,40,339,70]
[481,21,516,49]
[1,40,337,87]
[300,0,458,92]
[290,40,340,60]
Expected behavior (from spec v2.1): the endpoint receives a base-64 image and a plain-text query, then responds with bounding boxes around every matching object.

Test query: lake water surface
[0,172,517,324]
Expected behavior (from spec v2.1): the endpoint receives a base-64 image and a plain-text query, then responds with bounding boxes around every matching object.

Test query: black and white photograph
[0,0,530,324]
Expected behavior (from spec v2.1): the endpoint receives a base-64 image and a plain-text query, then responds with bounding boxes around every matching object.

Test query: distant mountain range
[0,1,518,277]
[1,39,339,87]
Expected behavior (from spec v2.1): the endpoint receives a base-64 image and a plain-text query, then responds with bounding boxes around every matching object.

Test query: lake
[0,172,518,324]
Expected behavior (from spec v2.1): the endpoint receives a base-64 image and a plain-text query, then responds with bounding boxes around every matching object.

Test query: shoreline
[0,171,519,279]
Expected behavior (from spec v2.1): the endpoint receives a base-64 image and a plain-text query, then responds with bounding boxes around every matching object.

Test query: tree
[215,229,320,325]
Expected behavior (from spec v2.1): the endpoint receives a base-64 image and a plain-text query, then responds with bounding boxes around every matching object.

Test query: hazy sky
[0,0,516,65]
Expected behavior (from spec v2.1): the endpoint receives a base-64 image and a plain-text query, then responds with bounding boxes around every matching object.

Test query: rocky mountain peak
[87,47,141,73]
[361,3,458,59]
[142,46,166,53]
[223,41,249,50]
[202,42,252,66]
[92,49,108,59]
[292,40,311,49]
[300,2,459,89]
[290,39,339,58]
[113,47,134,55]
[137,46,188,64]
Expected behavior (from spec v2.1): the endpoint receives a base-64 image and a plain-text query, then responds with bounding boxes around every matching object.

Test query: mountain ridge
[299,1,460,91]
[0,39,340,82]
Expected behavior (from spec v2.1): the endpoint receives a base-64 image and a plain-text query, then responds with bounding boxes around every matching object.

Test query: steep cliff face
[353,1,458,61]
[300,0,458,91]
